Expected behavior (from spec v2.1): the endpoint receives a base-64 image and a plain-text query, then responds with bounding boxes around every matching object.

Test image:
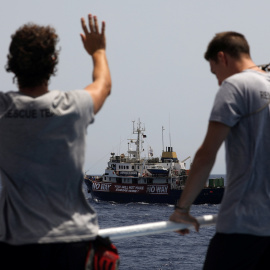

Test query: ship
[85,120,224,205]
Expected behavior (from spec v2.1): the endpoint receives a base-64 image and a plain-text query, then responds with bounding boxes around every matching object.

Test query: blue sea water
[0,172,223,269]
[84,174,225,270]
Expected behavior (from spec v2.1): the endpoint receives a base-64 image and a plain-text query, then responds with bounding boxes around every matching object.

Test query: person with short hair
[0,13,111,269]
[170,31,270,269]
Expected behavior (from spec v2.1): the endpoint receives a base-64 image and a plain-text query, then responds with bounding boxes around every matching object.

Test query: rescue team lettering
[5,109,54,118]
[260,91,270,100]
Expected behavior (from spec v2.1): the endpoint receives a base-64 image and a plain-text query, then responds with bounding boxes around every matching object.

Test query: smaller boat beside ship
[85,120,224,205]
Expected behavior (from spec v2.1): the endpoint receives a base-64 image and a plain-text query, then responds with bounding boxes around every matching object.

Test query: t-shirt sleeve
[0,92,12,117]
[65,90,95,125]
[209,81,246,127]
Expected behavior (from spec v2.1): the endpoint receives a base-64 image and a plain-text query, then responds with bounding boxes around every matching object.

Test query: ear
[217,51,228,66]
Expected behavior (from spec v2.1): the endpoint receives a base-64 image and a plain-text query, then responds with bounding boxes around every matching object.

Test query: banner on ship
[92,182,169,195]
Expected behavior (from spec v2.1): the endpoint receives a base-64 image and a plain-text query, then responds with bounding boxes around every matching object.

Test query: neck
[246,64,266,73]
[19,84,49,97]
[233,56,265,74]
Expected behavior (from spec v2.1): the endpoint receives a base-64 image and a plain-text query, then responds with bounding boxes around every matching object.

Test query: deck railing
[99,214,217,240]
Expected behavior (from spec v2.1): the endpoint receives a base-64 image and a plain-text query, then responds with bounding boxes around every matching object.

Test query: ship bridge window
[120,165,129,169]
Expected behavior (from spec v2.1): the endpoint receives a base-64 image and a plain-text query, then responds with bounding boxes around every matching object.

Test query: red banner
[92,182,170,195]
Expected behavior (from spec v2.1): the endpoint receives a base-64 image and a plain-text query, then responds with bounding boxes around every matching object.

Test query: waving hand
[80,14,106,56]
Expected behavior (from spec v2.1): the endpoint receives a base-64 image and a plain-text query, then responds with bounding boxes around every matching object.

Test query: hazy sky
[1,1,269,174]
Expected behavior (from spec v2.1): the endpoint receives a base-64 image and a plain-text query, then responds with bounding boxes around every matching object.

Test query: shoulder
[50,90,95,123]
[210,70,270,126]
[50,90,93,107]
[50,89,91,98]
[0,91,18,111]
[225,70,270,90]
[66,89,93,101]
[218,70,270,103]
[0,90,19,98]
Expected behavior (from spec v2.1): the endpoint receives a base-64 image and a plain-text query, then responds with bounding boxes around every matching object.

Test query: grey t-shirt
[210,70,270,236]
[0,90,99,244]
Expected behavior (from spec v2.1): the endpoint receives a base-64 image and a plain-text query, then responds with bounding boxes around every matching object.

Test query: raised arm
[80,14,111,114]
[169,121,230,234]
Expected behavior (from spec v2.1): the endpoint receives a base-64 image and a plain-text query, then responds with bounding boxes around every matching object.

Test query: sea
[83,174,225,270]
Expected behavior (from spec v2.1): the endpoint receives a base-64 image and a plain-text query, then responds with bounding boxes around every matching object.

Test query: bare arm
[169,121,230,234]
[80,14,111,114]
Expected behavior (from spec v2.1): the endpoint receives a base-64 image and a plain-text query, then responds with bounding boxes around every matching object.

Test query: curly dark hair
[6,23,59,88]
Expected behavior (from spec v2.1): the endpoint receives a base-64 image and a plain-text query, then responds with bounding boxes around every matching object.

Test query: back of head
[204,31,250,62]
[6,23,59,88]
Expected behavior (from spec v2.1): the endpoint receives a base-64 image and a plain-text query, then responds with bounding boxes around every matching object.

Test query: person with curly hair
[6,23,59,89]
[0,14,112,269]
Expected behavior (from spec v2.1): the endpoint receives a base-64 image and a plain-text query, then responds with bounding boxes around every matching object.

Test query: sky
[1,0,269,174]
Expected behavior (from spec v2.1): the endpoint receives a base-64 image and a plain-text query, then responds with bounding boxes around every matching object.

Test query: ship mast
[131,120,145,161]
[162,126,165,152]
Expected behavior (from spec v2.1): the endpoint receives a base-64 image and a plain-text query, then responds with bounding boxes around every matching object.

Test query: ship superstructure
[102,120,188,189]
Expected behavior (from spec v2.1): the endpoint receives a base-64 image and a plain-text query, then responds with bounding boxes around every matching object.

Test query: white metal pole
[98,214,217,240]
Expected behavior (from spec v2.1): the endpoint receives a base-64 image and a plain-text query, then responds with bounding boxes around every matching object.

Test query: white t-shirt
[0,90,98,244]
[210,70,270,236]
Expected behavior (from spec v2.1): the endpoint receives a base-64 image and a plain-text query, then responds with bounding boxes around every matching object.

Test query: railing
[99,214,217,240]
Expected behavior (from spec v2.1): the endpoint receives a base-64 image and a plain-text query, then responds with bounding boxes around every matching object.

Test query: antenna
[130,119,145,161]
[132,120,135,133]
[169,114,172,148]
[162,126,165,152]
[119,136,121,155]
